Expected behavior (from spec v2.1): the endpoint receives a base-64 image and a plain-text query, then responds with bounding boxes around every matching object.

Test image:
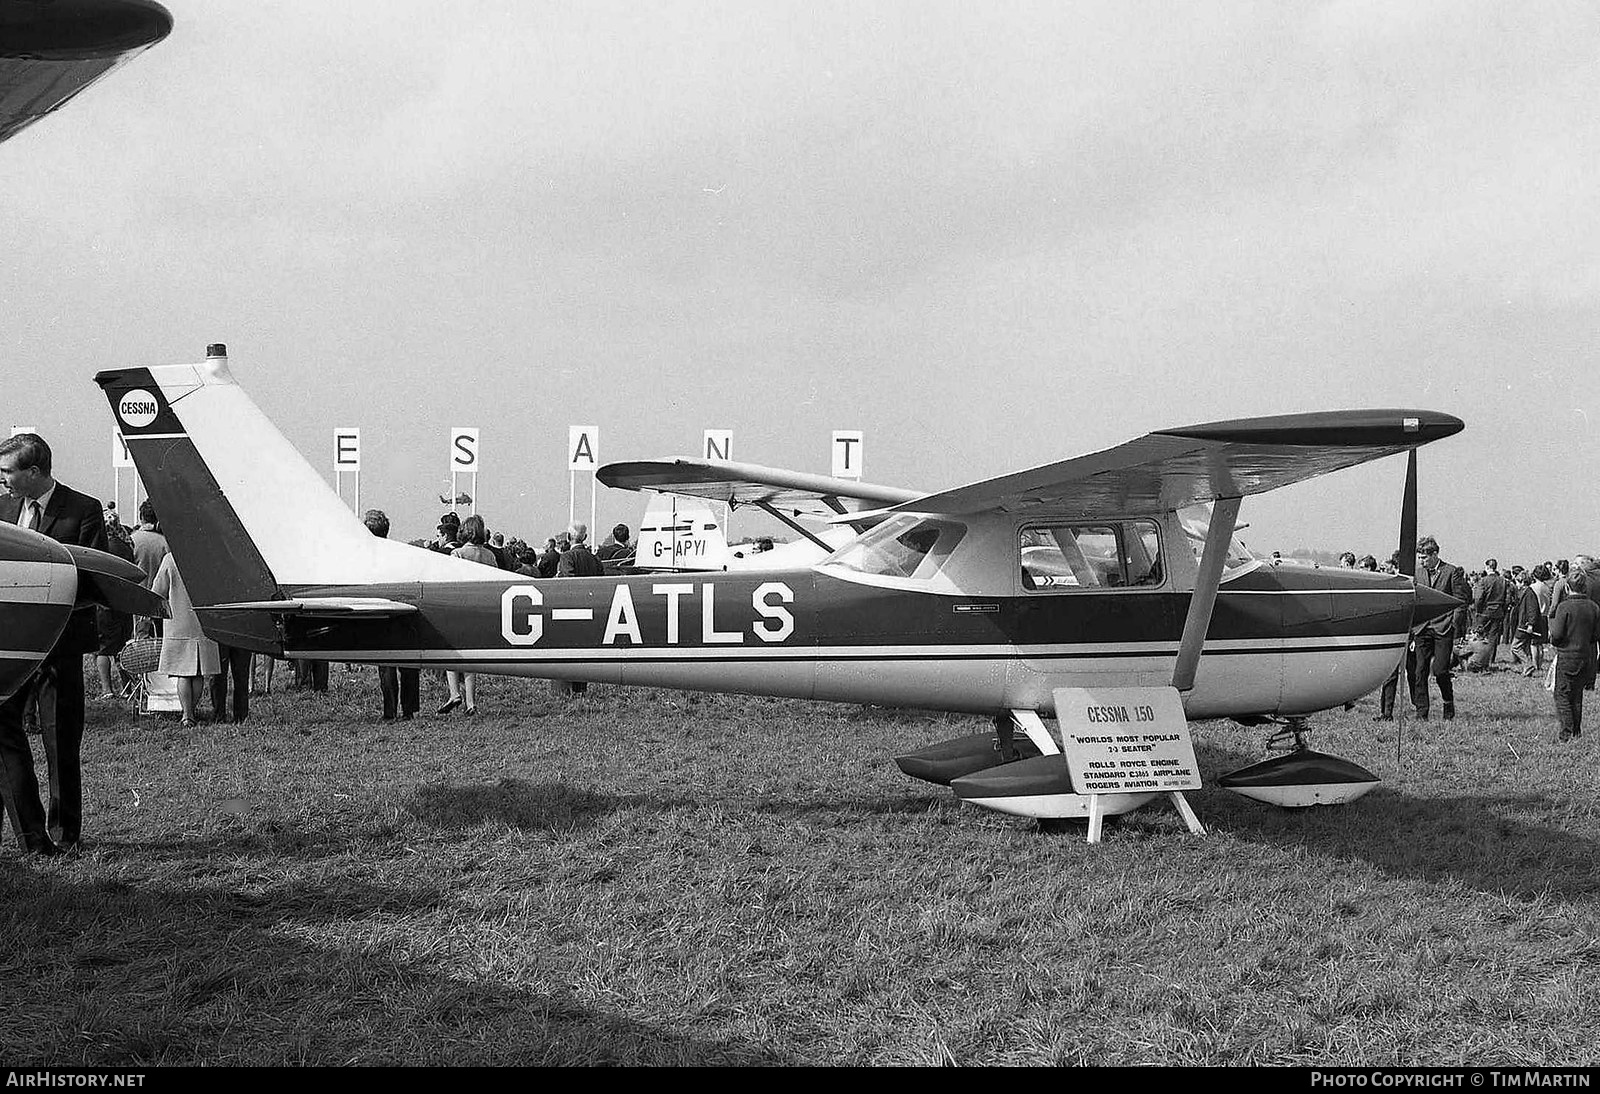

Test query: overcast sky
[3,1,1595,561]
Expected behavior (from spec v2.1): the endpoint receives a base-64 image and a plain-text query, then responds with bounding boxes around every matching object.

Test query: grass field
[2,661,1597,1066]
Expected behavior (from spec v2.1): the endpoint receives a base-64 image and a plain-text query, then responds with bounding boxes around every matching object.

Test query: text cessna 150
[97,347,1463,822]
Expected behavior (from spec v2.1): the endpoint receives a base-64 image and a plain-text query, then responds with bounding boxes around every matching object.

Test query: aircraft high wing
[0,0,172,146]
[97,348,1465,824]
[880,412,1460,518]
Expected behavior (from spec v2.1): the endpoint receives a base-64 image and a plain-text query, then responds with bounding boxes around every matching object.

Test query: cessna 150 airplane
[96,347,1463,822]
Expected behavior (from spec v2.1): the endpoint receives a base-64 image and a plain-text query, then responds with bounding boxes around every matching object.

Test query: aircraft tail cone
[1411,582,1464,629]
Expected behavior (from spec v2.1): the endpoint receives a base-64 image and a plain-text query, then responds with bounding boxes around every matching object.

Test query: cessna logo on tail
[500,581,796,647]
[117,390,161,429]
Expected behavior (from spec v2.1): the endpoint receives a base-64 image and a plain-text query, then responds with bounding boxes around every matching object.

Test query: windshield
[827,515,967,581]
[1176,503,1255,573]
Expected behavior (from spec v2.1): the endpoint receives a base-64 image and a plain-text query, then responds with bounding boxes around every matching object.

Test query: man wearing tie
[0,433,107,854]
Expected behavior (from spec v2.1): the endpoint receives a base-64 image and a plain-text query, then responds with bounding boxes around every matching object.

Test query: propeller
[1399,449,1417,579]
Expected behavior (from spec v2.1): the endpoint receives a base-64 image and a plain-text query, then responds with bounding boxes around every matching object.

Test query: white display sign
[568,425,599,471]
[334,427,361,471]
[1053,686,1202,794]
[111,429,134,469]
[450,427,480,471]
[703,429,732,462]
[831,430,863,479]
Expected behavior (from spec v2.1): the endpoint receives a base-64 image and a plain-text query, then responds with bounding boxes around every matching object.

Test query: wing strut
[753,502,836,553]
[1171,496,1242,694]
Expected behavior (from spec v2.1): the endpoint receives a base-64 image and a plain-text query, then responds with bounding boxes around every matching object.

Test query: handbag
[118,635,162,675]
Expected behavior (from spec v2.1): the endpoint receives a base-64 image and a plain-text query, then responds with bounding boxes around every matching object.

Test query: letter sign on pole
[111,428,134,469]
[569,426,599,531]
[334,428,361,472]
[831,430,863,480]
[704,429,732,462]
[334,427,362,513]
[568,426,599,471]
[449,427,479,516]
[450,427,480,471]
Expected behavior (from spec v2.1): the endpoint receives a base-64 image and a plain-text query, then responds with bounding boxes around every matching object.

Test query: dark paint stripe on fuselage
[273,568,1412,660]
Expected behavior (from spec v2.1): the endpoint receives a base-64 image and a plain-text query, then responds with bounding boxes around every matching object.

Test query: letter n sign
[831,430,863,479]
[569,426,599,471]
[334,428,360,472]
[704,429,732,462]
[450,427,480,472]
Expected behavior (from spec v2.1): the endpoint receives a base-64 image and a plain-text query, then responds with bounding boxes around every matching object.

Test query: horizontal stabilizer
[201,597,419,618]
[61,544,167,618]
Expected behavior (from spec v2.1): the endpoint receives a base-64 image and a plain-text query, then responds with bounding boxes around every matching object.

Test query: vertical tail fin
[95,346,498,649]
[634,494,732,571]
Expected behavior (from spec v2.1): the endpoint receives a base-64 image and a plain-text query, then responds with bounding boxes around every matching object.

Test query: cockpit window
[1021,521,1164,591]
[827,515,967,581]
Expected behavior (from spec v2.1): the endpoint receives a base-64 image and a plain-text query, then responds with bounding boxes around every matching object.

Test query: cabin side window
[1020,520,1164,591]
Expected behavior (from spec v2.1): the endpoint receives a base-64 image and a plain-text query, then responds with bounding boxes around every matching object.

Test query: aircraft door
[1008,520,1180,708]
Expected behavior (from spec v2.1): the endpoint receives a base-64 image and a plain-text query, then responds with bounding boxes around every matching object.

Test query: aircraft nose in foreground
[1411,582,1464,628]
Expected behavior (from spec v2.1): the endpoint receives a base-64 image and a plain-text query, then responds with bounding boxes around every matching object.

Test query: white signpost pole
[569,425,598,534]
[334,427,361,513]
[1053,686,1206,844]
[831,430,863,480]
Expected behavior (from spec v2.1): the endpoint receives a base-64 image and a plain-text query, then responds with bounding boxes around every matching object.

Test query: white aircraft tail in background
[634,494,731,572]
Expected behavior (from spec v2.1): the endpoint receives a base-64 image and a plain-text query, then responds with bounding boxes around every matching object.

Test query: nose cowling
[1411,581,1464,628]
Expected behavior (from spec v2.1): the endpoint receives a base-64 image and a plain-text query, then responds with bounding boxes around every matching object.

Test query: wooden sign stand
[1085,790,1205,844]
[1053,686,1208,845]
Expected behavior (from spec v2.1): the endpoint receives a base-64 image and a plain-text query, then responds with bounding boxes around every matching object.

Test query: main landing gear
[1217,716,1380,807]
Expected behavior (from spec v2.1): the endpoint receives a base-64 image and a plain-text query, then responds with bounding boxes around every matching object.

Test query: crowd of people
[1339,537,1600,743]
[421,511,635,578]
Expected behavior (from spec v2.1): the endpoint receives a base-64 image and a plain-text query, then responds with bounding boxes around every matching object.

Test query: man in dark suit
[557,524,605,577]
[0,433,107,854]
[1472,558,1511,669]
[1412,535,1474,721]
[363,509,420,721]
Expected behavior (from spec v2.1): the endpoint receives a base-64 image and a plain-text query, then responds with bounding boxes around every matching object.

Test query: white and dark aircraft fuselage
[92,350,1463,820]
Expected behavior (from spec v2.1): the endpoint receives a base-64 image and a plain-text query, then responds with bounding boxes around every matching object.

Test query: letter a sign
[450,427,480,471]
[568,426,599,471]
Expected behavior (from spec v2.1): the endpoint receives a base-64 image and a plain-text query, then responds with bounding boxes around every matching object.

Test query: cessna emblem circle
[117,390,160,429]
